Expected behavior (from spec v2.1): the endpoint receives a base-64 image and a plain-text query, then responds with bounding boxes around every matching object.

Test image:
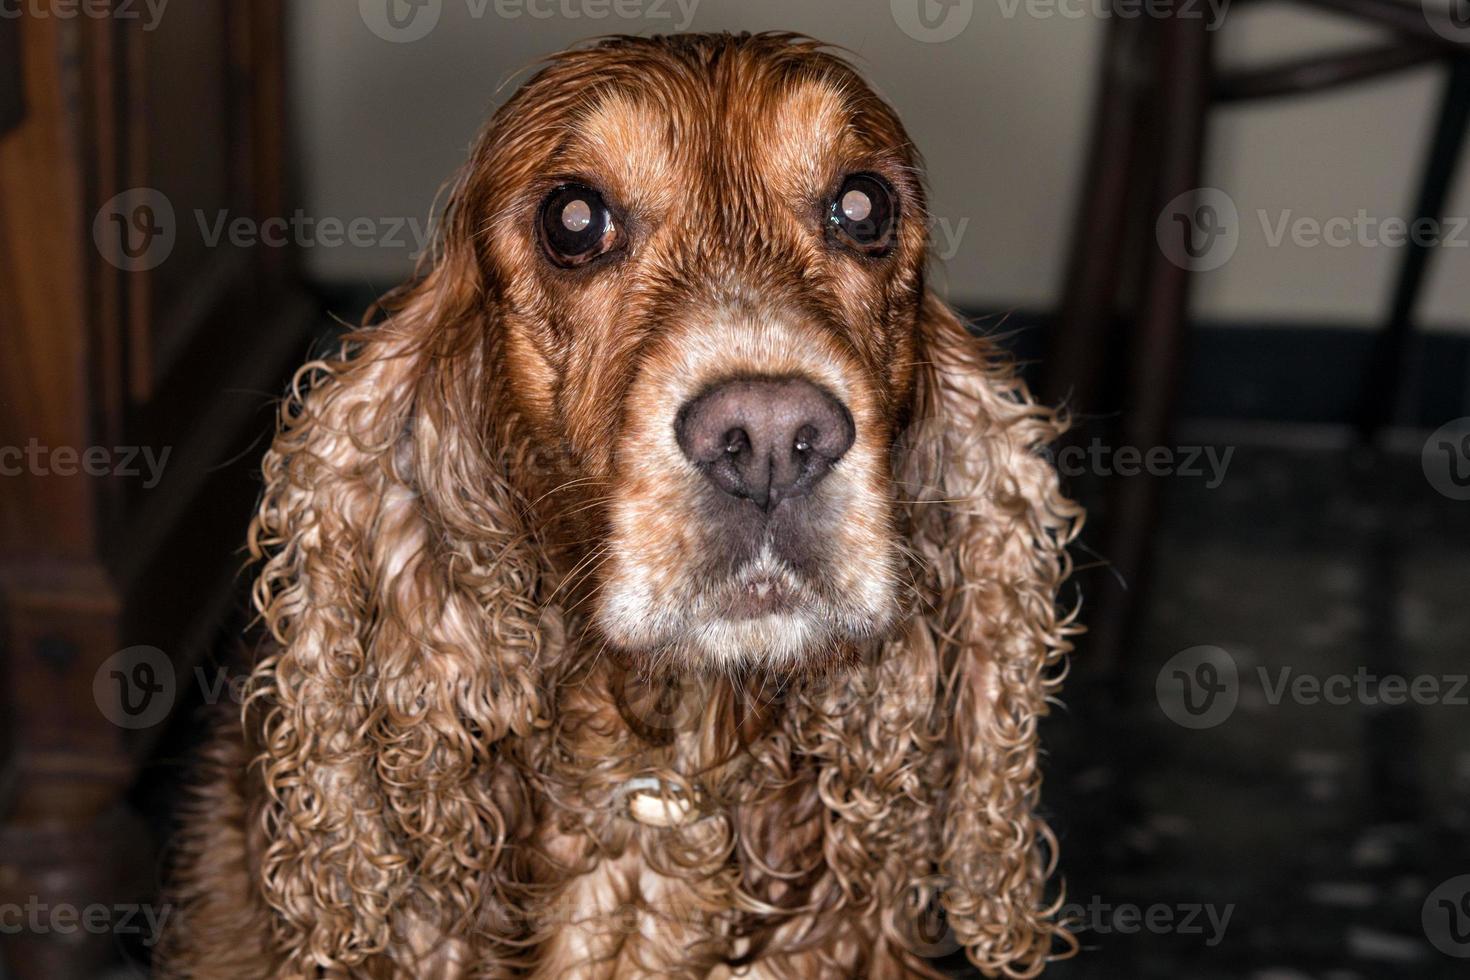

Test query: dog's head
[443,34,932,669]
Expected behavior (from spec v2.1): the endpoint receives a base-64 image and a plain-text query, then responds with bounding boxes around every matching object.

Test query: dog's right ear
[245,235,552,971]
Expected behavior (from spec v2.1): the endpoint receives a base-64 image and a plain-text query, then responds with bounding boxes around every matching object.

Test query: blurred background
[1,0,1468,976]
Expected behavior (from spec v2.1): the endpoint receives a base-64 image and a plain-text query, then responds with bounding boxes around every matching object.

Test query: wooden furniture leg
[1089,15,1215,671]
[1357,56,1470,439]
[1044,9,1155,416]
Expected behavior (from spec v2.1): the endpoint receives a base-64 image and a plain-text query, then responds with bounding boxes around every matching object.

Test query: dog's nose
[675,377,854,511]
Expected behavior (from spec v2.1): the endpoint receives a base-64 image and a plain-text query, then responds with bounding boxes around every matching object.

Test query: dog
[162,32,1083,979]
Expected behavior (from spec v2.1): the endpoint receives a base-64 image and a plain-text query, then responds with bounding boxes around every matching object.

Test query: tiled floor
[1029,436,1470,978]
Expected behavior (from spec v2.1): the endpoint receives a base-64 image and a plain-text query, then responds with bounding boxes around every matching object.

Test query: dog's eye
[827,174,897,255]
[539,184,619,267]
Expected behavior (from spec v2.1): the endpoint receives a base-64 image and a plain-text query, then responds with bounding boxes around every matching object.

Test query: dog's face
[465,37,930,669]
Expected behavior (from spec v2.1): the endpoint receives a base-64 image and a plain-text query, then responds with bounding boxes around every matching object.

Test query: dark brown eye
[539,183,620,267]
[827,173,897,255]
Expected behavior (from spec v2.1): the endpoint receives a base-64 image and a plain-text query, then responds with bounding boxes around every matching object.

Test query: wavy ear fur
[898,294,1083,978]
[243,252,551,972]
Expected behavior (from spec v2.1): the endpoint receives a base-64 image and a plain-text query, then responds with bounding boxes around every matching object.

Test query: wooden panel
[132,0,233,392]
[0,4,313,975]
[0,17,21,134]
[89,0,297,524]
[0,13,95,560]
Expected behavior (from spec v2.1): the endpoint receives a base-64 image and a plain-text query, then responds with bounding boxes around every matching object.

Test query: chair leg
[1043,10,1155,415]
[1356,55,1470,442]
[1351,55,1470,824]
[1089,15,1215,673]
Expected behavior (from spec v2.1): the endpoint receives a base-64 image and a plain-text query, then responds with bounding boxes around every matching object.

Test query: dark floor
[1018,433,1470,979]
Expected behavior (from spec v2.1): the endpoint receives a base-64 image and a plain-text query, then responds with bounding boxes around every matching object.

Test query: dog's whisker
[544,544,612,605]
[529,475,605,507]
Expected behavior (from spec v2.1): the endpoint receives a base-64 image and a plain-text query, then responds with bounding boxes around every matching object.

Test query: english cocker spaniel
[163,32,1083,979]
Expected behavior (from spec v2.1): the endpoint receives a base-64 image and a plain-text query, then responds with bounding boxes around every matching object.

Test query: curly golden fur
[161,32,1083,979]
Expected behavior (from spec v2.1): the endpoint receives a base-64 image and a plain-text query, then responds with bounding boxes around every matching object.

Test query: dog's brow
[755,80,862,200]
[550,78,865,207]
[560,91,680,208]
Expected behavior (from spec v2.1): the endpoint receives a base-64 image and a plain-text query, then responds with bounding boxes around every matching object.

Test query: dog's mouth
[594,541,879,668]
[722,575,799,620]
[714,556,805,621]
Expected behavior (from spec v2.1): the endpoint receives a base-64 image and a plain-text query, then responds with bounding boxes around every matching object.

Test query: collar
[614,775,706,828]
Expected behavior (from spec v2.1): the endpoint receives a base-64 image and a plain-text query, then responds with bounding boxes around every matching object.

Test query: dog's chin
[597,579,893,673]
[677,609,840,670]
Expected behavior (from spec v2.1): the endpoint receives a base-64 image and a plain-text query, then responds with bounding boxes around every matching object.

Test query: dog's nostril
[675,377,855,512]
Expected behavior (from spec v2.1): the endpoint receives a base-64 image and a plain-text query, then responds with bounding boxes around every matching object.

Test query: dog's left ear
[898,293,1083,977]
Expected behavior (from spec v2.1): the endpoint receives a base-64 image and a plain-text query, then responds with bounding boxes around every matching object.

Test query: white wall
[291,0,1470,332]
